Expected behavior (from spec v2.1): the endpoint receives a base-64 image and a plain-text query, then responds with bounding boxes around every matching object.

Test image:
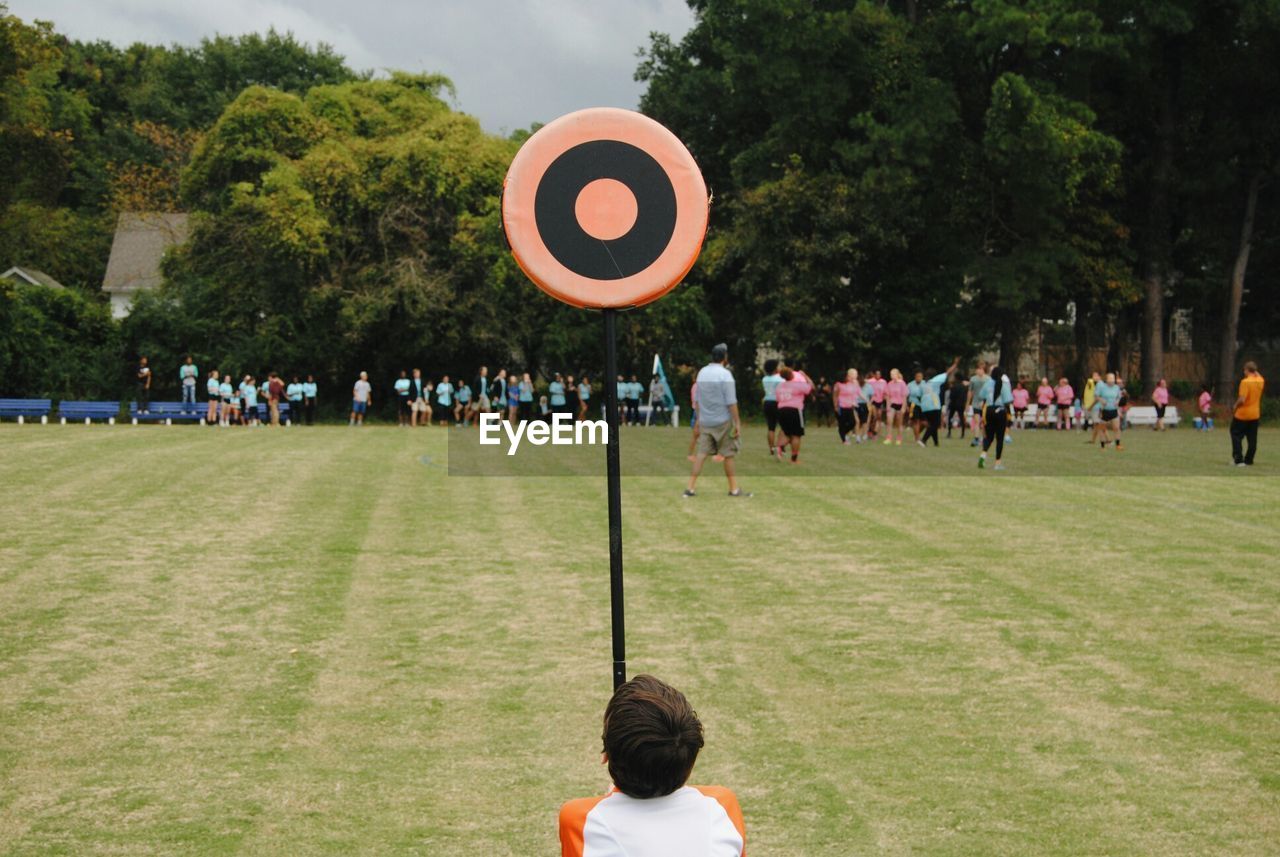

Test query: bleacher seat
[129,401,206,424]
[0,398,52,424]
[1124,406,1180,427]
[59,401,120,424]
[250,402,293,425]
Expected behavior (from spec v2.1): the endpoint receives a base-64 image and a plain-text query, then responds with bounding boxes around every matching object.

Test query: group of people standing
[749,357,1245,470]
[368,367,676,428]
[205,364,318,427]
[376,367,597,428]
[133,355,318,426]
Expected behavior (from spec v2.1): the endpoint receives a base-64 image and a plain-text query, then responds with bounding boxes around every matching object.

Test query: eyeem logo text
[478,413,608,455]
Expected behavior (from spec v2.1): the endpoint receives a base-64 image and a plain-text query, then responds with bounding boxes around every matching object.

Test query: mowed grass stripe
[0,427,380,855]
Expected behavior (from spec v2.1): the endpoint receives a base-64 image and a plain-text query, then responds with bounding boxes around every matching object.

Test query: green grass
[0,423,1277,855]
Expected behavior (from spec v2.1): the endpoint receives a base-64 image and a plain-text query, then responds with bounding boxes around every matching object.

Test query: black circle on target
[533,140,677,281]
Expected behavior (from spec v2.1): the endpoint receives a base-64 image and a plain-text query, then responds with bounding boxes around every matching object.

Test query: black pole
[602,309,626,690]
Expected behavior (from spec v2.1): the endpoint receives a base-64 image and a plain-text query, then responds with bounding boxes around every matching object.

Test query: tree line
[1,1,1276,411]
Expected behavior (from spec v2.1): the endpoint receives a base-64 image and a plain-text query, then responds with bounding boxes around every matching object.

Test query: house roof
[1,266,65,289]
[101,212,190,295]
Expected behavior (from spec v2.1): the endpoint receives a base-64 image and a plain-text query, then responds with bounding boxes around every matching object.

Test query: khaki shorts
[412,399,429,413]
[696,421,739,458]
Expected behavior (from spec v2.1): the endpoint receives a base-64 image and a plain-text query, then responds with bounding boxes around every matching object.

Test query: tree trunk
[1217,171,1261,399]
[1141,50,1179,392]
[1108,304,1137,379]
[998,313,1023,377]
[1071,297,1091,387]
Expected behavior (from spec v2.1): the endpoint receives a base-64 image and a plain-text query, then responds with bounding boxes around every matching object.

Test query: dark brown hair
[602,675,704,798]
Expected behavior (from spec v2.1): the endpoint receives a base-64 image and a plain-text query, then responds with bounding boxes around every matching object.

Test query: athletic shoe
[1235,462,1247,467]
[895,440,902,446]
[728,489,753,498]
[842,439,851,446]
[917,440,925,448]
[977,457,984,468]
[682,489,696,497]
[883,438,892,445]
[993,463,1005,471]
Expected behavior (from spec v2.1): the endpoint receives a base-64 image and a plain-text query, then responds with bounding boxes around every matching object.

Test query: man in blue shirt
[916,358,960,447]
[302,375,318,425]
[436,375,454,425]
[471,366,490,421]
[549,373,567,415]
[179,355,199,411]
[455,380,472,426]
[410,368,429,427]
[287,375,303,425]
[242,375,260,426]
[685,343,749,498]
[968,364,991,447]
[394,370,412,427]
[625,375,642,425]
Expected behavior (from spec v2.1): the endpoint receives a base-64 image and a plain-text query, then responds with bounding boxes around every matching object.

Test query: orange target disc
[502,107,709,310]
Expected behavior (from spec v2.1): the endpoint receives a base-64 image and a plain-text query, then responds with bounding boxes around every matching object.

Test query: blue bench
[0,398,52,424]
[59,401,121,424]
[130,401,206,424]
[251,401,293,425]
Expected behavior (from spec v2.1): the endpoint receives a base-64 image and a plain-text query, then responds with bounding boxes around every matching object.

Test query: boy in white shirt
[559,675,745,857]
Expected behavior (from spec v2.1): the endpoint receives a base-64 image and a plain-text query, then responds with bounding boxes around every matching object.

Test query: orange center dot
[574,179,638,241]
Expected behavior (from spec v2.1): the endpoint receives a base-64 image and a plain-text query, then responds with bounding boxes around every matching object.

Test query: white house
[101,212,190,318]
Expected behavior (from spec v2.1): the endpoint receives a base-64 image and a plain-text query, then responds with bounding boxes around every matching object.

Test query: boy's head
[602,675,704,799]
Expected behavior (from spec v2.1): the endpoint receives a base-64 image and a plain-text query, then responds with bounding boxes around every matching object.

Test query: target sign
[502,108,709,309]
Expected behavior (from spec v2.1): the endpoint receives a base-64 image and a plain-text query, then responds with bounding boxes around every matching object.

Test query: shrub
[0,280,121,398]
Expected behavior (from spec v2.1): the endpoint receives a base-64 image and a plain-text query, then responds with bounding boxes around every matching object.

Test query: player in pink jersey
[882,368,909,446]
[1054,377,1074,430]
[869,371,887,438]
[1197,385,1213,430]
[1151,378,1170,431]
[774,367,812,463]
[1034,377,1053,428]
[833,369,864,445]
[1010,380,1030,430]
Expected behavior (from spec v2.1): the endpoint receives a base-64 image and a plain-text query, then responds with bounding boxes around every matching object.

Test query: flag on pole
[651,354,675,408]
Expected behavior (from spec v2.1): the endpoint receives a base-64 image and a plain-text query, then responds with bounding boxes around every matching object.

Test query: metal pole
[602,309,626,690]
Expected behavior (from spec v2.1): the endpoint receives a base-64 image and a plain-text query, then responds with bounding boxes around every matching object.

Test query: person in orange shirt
[559,675,746,857]
[1230,361,1265,466]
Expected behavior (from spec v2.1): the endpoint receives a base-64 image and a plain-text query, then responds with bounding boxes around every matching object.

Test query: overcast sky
[8,0,696,134]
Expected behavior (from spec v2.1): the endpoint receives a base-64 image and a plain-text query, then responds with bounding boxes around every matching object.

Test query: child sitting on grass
[559,675,746,856]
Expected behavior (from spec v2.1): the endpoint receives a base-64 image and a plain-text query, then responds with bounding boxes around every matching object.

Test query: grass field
[1,423,1277,855]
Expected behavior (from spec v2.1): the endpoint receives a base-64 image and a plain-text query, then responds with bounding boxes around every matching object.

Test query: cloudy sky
[8,0,696,134]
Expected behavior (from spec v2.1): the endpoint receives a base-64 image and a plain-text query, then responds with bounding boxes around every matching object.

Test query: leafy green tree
[0,277,120,398]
